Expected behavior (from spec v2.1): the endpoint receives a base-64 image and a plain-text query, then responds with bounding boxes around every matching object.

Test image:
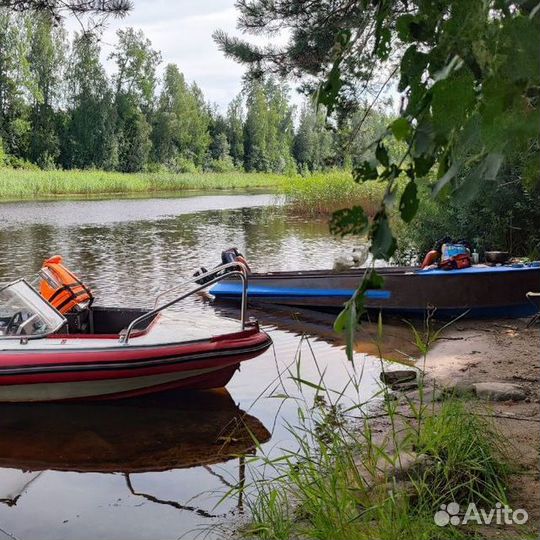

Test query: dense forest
[0,9,390,174]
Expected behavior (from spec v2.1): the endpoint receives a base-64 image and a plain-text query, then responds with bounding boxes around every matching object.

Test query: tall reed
[282,171,386,217]
[0,168,285,200]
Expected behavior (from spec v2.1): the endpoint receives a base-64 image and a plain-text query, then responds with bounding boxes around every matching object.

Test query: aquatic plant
[282,171,386,218]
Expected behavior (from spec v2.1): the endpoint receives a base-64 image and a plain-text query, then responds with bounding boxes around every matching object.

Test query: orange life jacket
[439,253,472,271]
[39,256,93,314]
[421,250,439,269]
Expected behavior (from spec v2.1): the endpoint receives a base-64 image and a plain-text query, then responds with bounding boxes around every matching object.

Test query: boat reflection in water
[0,389,270,515]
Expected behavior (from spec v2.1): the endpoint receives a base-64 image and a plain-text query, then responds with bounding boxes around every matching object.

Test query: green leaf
[316,62,343,113]
[334,269,385,361]
[499,16,540,83]
[481,152,504,181]
[399,45,428,92]
[334,299,357,360]
[363,268,385,291]
[431,72,476,137]
[353,160,379,182]
[396,14,430,42]
[454,153,504,203]
[375,27,392,60]
[396,14,416,42]
[330,206,369,237]
[399,181,419,223]
[290,377,326,392]
[375,143,389,167]
[346,300,357,361]
[369,210,397,260]
[432,160,461,197]
[414,155,435,176]
[412,119,435,157]
[336,29,351,48]
[334,305,350,333]
[389,117,410,141]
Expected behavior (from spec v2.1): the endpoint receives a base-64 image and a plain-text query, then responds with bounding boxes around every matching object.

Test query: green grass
[226,323,511,540]
[0,167,286,200]
[237,397,508,540]
[281,171,386,217]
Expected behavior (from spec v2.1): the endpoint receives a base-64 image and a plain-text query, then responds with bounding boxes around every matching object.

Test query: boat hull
[211,265,540,319]
[0,325,271,402]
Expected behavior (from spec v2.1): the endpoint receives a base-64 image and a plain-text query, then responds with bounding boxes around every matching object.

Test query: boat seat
[64,307,91,334]
[526,292,540,328]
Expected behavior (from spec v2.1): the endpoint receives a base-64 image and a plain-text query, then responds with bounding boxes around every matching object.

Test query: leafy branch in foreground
[216,0,540,353]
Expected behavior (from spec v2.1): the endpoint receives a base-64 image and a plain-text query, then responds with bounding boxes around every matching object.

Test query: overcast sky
[67,0,289,112]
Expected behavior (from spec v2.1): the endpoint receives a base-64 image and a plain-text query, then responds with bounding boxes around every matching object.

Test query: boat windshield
[0,280,66,338]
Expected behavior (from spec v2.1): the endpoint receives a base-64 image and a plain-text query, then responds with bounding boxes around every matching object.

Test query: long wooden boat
[0,262,271,402]
[210,263,540,319]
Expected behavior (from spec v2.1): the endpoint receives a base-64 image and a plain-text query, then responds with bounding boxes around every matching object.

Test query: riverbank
[0,168,286,201]
[424,318,539,535]
[231,317,539,539]
[0,168,388,221]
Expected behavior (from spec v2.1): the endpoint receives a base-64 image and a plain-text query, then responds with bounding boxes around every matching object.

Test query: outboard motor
[221,247,251,273]
[193,248,251,285]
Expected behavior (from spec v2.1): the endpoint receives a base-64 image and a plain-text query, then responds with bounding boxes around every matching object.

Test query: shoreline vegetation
[226,319,539,540]
[282,171,386,217]
[0,168,287,201]
[0,167,381,211]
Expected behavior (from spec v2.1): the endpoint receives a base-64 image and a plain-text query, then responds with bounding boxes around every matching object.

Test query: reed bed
[0,168,285,200]
[282,171,386,217]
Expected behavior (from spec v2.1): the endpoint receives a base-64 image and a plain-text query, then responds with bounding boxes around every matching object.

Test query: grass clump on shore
[282,171,386,217]
[0,168,286,200]
[237,397,508,540]
[226,322,511,540]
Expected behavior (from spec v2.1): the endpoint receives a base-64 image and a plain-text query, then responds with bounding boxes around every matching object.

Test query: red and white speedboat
[0,263,271,402]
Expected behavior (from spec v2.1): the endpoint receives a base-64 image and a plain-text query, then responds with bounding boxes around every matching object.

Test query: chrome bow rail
[120,261,248,345]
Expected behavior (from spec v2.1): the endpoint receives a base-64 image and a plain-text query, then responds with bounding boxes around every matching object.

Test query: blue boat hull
[211,265,540,319]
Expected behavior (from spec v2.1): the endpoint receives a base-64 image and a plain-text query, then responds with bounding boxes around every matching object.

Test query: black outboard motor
[222,247,251,272]
[193,247,250,285]
[221,247,242,265]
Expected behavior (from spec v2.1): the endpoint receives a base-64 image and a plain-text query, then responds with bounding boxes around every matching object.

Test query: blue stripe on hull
[211,283,390,299]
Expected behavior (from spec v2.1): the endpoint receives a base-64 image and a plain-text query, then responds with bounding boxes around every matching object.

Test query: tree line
[0,10,390,174]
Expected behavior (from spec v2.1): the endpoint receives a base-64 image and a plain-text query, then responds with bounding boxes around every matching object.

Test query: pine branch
[0,0,132,18]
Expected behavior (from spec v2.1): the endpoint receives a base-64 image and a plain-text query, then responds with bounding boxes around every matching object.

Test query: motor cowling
[221,248,251,273]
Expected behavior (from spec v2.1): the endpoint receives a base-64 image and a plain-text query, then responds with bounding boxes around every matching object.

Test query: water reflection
[0,390,269,475]
[214,302,421,363]
[0,199,358,308]
[0,389,269,522]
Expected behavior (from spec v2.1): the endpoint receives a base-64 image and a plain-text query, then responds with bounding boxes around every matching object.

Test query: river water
[0,192,414,540]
